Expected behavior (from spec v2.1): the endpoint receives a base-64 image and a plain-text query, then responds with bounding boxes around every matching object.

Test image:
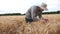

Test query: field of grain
[0,14,60,34]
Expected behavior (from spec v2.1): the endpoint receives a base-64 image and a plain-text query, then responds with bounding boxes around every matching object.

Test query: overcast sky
[0,0,60,14]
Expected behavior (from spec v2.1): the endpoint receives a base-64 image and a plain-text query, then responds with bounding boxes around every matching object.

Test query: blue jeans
[25,17,33,23]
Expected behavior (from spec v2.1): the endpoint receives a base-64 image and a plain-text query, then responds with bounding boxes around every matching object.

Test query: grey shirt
[25,6,42,21]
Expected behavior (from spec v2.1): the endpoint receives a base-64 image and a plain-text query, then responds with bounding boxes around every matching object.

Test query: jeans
[25,17,33,23]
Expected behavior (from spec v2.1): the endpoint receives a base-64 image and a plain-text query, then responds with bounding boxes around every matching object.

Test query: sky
[0,0,60,14]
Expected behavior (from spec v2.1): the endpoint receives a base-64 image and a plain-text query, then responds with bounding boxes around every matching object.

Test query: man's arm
[38,11,42,19]
[31,6,38,21]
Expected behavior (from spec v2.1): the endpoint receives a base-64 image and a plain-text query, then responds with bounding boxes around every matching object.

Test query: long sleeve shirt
[25,6,42,21]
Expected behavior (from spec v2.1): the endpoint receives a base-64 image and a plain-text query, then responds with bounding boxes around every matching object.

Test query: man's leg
[25,18,33,23]
[28,19,33,23]
[25,18,28,23]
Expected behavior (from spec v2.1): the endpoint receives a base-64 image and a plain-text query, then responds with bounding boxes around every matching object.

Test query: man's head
[40,3,48,11]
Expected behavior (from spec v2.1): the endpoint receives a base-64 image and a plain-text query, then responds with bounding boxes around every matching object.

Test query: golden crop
[0,14,60,34]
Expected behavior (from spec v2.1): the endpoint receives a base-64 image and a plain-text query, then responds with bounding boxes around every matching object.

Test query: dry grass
[0,14,60,34]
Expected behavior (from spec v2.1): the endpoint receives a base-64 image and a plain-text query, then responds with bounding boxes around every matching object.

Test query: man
[25,3,48,23]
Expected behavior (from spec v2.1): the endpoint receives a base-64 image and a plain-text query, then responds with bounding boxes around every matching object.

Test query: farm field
[0,14,60,34]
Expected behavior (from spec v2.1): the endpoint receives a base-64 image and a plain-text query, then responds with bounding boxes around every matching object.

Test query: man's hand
[40,17,48,23]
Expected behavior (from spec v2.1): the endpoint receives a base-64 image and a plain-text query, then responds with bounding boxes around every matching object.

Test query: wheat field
[0,14,60,34]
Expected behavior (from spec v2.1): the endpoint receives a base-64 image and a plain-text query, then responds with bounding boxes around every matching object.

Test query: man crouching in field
[25,3,48,23]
